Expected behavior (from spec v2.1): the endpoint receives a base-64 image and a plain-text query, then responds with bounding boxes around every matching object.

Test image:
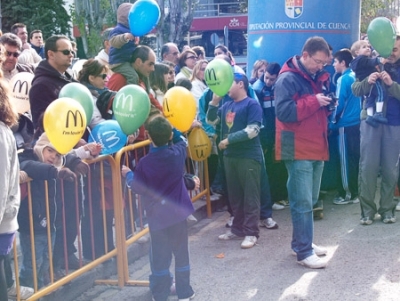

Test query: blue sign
[247,0,361,73]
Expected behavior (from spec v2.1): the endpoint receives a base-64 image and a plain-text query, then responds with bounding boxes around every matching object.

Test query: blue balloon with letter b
[89,120,127,155]
[128,0,161,36]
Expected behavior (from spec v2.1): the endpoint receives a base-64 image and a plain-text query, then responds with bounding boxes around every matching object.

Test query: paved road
[75,192,400,301]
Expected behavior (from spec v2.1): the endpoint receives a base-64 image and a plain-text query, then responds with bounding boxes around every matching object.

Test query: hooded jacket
[275,55,330,161]
[0,122,20,234]
[29,60,77,129]
[18,133,81,233]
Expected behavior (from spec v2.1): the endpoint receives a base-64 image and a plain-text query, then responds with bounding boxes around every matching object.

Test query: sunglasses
[56,49,75,56]
[6,51,20,58]
[168,71,175,75]
[97,74,107,79]
[186,56,198,60]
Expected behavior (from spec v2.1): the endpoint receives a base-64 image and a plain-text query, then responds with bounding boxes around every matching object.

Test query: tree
[361,0,399,34]
[2,0,71,39]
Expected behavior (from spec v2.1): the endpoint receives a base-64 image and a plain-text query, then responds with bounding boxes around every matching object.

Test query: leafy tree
[2,0,71,39]
[361,0,398,34]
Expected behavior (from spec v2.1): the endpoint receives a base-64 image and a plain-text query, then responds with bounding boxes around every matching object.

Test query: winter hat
[33,132,63,169]
[266,62,281,76]
[117,3,133,27]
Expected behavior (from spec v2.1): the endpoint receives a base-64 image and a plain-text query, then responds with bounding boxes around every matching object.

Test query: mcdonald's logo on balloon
[163,86,196,132]
[204,59,234,97]
[43,97,87,155]
[9,72,34,114]
[187,128,211,161]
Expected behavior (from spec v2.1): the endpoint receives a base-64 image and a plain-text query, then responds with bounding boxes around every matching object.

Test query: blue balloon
[88,120,128,155]
[128,0,161,36]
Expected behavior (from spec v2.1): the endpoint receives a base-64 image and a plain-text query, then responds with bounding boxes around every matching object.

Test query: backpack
[96,91,117,120]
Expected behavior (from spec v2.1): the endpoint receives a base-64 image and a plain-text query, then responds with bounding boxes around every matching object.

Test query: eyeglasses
[310,56,327,67]
[97,74,107,79]
[6,51,20,58]
[186,56,198,60]
[55,49,75,56]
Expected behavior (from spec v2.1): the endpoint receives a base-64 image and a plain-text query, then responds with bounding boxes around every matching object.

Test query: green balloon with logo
[59,82,94,126]
[367,17,397,58]
[112,84,151,135]
[204,59,234,97]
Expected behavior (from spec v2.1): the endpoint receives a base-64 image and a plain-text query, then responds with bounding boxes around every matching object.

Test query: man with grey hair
[10,23,42,65]
[0,33,34,81]
[161,42,180,65]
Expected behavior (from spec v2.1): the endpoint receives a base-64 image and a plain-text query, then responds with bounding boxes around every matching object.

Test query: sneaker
[259,218,278,229]
[7,282,34,300]
[210,194,220,201]
[350,197,360,204]
[396,202,400,211]
[218,230,241,240]
[291,243,327,256]
[225,216,234,228]
[333,196,349,205]
[179,293,195,301]
[382,215,396,224]
[365,116,379,128]
[241,236,257,249]
[297,254,327,269]
[272,203,285,210]
[360,217,373,225]
[277,199,290,207]
[312,243,327,256]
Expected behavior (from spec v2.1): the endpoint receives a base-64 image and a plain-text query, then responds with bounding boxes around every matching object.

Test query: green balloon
[204,59,234,96]
[59,83,94,124]
[112,84,151,135]
[367,17,396,58]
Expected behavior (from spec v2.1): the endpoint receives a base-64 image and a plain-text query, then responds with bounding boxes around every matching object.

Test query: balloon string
[86,126,95,142]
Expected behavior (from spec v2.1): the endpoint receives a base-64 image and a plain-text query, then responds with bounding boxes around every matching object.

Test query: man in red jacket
[274,36,332,269]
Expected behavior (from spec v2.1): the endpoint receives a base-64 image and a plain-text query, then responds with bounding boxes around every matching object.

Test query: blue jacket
[108,23,136,65]
[329,68,361,130]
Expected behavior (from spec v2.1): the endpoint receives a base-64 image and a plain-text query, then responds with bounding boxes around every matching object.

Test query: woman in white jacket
[190,59,208,116]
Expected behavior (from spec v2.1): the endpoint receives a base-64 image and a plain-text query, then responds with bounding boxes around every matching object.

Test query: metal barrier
[11,140,211,300]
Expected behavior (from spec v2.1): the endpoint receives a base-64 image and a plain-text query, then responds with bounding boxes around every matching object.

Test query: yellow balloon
[163,86,196,132]
[187,127,212,161]
[43,97,87,155]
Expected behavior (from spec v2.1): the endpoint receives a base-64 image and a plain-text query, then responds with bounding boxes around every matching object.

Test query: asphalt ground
[69,189,400,301]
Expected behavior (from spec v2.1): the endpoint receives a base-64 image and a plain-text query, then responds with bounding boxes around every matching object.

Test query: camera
[324,92,337,111]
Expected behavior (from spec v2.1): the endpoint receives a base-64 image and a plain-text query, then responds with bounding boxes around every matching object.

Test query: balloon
[188,128,212,161]
[367,17,396,58]
[204,59,234,96]
[113,84,151,135]
[43,97,87,155]
[88,120,127,155]
[128,0,161,36]
[9,72,34,114]
[59,82,94,124]
[163,86,196,132]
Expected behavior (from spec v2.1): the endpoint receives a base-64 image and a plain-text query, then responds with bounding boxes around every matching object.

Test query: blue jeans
[19,231,55,288]
[284,160,324,261]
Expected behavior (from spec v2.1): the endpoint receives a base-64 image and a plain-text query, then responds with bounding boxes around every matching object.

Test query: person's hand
[85,142,102,157]
[19,171,29,183]
[127,130,140,144]
[315,93,332,107]
[74,161,89,176]
[191,120,202,129]
[218,138,229,150]
[121,165,131,178]
[193,176,200,190]
[22,42,31,50]
[380,70,393,86]
[124,33,135,41]
[368,72,380,85]
[210,93,223,106]
[58,168,76,182]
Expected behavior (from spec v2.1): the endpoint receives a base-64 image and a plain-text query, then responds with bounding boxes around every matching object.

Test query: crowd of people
[2,3,400,300]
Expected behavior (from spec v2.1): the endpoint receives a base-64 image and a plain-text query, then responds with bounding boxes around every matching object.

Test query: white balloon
[9,72,34,114]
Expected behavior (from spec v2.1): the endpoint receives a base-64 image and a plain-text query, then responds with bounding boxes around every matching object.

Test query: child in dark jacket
[123,115,198,301]
[17,133,79,288]
[108,2,139,84]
